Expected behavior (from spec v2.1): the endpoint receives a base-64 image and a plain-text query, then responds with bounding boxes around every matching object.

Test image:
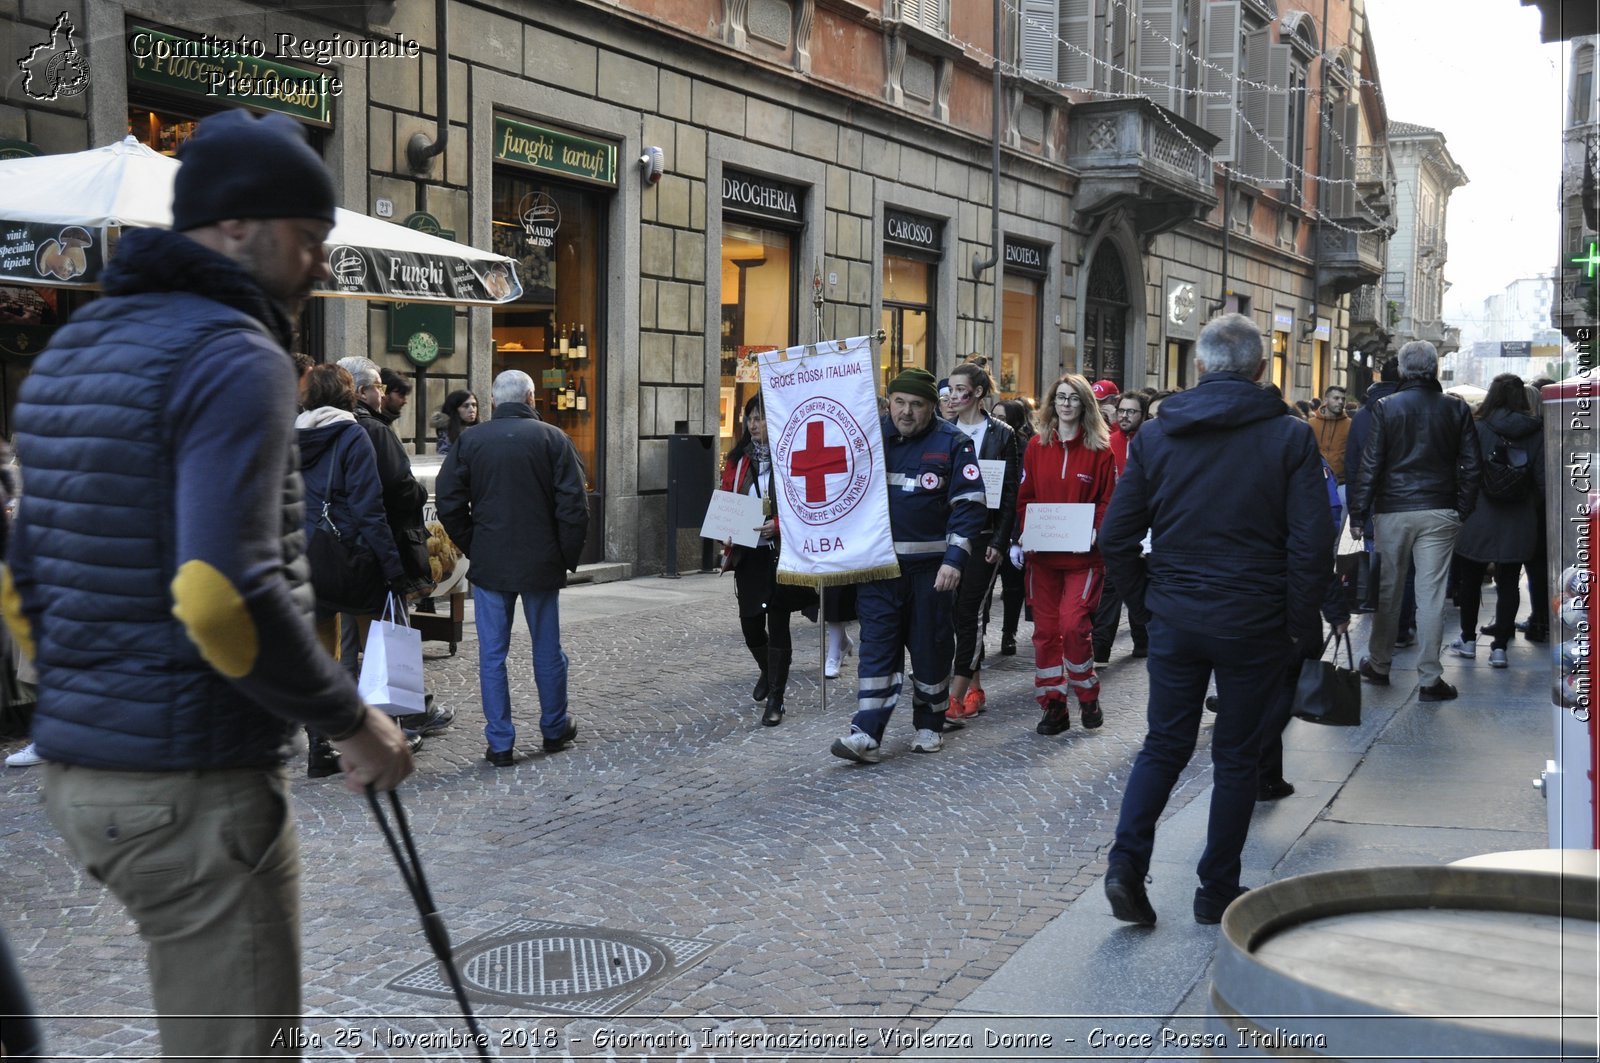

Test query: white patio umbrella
[1445,383,1488,403]
[0,136,520,305]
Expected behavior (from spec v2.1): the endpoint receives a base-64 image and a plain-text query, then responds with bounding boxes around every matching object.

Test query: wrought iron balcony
[1318,222,1388,297]
[1348,283,1389,356]
[1066,98,1219,238]
[1417,223,1444,258]
[1441,326,1461,355]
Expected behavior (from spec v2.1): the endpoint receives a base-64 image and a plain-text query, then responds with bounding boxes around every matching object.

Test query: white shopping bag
[357,594,426,716]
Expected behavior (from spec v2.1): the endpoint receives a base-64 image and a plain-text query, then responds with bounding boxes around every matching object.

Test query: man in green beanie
[830,367,987,763]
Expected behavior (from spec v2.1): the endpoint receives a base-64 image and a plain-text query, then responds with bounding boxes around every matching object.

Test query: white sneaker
[910,728,943,754]
[5,742,41,768]
[824,655,841,679]
[1489,647,1508,668]
[1448,638,1476,659]
[830,731,881,764]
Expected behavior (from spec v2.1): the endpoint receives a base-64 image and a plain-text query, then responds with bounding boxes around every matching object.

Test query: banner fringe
[777,563,901,588]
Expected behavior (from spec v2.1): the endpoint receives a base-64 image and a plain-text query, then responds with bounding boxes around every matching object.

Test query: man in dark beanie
[831,367,986,764]
[4,108,413,1058]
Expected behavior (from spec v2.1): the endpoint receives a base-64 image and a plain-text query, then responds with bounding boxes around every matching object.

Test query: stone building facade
[1,0,1403,575]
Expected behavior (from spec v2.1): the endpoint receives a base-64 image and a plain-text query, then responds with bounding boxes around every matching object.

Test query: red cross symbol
[789,419,848,503]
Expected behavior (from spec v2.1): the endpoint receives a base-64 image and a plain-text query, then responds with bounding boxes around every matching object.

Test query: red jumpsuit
[1016,432,1119,708]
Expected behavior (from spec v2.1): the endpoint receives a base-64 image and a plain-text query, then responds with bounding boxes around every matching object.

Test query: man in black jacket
[1098,313,1333,927]
[437,370,588,767]
[1347,340,1481,701]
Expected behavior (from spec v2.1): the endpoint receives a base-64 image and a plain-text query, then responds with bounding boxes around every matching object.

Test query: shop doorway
[1083,244,1130,387]
[881,253,934,391]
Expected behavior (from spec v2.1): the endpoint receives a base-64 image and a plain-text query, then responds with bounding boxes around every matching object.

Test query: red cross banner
[758,336,900,586]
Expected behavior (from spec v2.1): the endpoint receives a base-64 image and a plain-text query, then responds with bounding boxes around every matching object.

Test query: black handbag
[305,447,386,615]
[1292,630,1362,726]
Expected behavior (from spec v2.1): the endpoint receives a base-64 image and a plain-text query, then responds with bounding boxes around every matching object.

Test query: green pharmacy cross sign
[1572,241,1600,279]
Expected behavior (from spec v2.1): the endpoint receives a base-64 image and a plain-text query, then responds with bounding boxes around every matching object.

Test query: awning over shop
[0,137,521,305]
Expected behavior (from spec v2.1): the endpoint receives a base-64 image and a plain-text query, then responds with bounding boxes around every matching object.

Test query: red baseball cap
[1091,379,1120,401]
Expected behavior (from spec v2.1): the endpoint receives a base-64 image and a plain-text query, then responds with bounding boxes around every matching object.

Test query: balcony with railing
[1318,223,1388,296]
[1348,282,1389,355]
[1066,98,1219,238]
[1354,144,1395,218]
[1417,223,1444,258]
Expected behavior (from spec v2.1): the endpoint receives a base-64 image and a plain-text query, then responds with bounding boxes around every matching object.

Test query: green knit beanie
[886,367,939,403]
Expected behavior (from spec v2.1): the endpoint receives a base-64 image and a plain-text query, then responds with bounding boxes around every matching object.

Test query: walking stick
[365,786,492,1061]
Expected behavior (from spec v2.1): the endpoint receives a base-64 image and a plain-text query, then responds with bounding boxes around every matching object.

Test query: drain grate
[389,919,718,1017]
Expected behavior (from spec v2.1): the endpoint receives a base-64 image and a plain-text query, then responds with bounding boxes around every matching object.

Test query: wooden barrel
[1206,865,1598,1061]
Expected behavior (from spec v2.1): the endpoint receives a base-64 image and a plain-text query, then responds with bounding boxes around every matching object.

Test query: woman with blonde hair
[1014,373,1119,736]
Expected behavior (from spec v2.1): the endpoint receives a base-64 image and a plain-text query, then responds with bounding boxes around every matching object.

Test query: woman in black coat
[944,362,1020,722]
[719,394,817,726]
[988,398,1035,655]
[1449,374,1543,669]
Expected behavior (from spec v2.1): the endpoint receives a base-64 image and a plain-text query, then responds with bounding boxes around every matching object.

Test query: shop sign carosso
[494,116,617,187]
[127,27,335,126]
[722,171,803,225]
[884,209,941,254]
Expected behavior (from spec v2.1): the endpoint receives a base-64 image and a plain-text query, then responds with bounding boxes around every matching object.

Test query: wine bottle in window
[575,377,588,412]
[564,378,577,409]
[558,324,569,357]
[575,323,588,360]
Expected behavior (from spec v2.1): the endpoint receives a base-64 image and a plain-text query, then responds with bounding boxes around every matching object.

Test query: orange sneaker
[963,688,987,716]
[947,695,976,720]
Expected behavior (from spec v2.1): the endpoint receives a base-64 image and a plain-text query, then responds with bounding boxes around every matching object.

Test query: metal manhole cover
[389,919,718,1017]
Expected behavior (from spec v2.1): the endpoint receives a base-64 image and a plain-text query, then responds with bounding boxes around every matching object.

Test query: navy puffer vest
[15,291,314,771]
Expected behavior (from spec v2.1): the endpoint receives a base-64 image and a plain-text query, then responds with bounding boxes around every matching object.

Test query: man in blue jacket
[1099,314,1334,926]
[831,368,987,763]
[3,110,413,1058]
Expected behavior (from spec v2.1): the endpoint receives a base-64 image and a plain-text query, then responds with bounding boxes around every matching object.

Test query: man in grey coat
[436,370,588,766]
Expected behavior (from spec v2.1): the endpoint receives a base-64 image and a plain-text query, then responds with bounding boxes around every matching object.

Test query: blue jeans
[474,586,569,752]
[1110,619,1294,896]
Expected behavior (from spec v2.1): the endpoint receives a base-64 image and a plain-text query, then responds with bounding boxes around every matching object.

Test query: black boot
[307,733,339,778]
[748,642,770,702]
[762,648,792,727]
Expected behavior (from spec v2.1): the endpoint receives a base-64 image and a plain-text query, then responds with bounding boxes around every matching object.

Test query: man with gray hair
[1347,340,1481,701]
[1098,313,1333,926]
[436,370,588,766]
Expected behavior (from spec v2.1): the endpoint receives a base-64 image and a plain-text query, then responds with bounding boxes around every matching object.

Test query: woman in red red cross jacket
[1015,373,1119,737]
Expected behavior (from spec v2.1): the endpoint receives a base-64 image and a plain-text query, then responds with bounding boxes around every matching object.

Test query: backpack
[1480,435,1532,503]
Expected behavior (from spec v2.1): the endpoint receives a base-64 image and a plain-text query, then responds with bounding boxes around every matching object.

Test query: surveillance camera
[640,146,664,186]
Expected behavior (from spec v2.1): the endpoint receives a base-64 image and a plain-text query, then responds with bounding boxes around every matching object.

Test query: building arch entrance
[1083,243,1130,387]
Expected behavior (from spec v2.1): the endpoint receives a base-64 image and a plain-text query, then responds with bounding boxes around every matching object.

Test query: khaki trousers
[44,763,303,1060]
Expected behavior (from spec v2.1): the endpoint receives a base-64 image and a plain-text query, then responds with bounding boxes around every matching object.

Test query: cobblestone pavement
[1,573,1220,1060]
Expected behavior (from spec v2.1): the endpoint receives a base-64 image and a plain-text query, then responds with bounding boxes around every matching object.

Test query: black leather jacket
[1348,377,1482,522]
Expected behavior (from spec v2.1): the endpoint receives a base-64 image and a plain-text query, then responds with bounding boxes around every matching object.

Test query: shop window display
[719,222,793,456]
[491,172,605,494]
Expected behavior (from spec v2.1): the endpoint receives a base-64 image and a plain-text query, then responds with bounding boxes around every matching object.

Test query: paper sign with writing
[1020,503,1096,553]
[701,489,767,548]
[979,460,1007,510]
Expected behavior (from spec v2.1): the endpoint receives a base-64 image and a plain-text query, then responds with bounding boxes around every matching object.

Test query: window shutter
[1262,42,1292,184]
[1059,0,1093,88]
[1136,0,1182,112]
[1020,0,1060,82]
[1238,27,1270,179]
[1333,97,1360,217]
[1201,1,1240,162]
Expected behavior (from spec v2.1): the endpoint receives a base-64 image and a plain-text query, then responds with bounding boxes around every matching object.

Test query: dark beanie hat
[172,110,337,232]
[887,367,939,403]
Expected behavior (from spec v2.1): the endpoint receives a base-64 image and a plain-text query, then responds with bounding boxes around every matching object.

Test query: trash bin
[1208,864,1599,1061]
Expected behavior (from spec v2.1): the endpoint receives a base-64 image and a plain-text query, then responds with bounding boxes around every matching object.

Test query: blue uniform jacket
[881,415,987,571]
